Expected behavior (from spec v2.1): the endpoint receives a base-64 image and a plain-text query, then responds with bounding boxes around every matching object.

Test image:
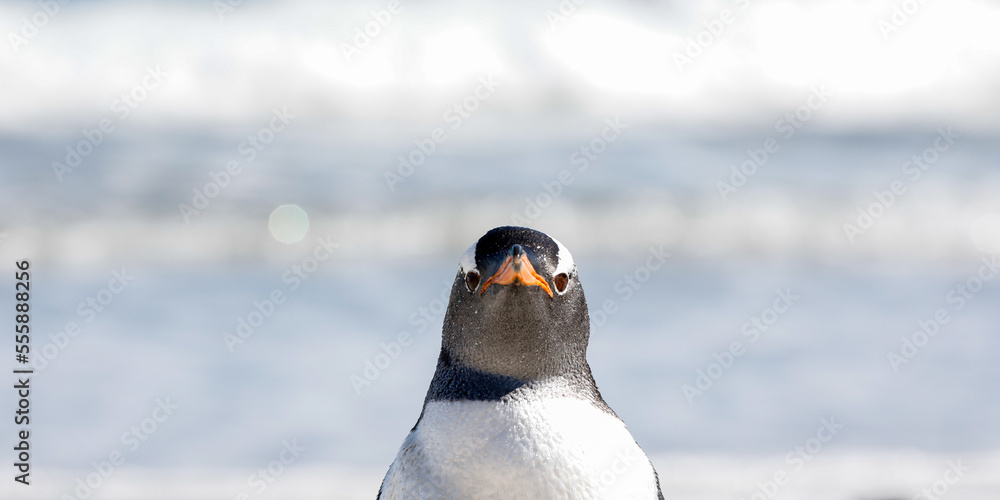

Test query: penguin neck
[433,277,595,397]
[425,346,606,405]
[440,312,590,381]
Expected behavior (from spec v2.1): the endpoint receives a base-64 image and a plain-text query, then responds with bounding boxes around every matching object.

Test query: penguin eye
[465,271,481,292]
[553,273,569,294]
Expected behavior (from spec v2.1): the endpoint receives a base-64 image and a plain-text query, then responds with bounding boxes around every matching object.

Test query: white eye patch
[459,242,478,274]
[552,236,575,276]
[460,234,574,277]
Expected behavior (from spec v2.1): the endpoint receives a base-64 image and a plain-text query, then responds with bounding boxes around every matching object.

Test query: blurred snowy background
[1,0,1000,498]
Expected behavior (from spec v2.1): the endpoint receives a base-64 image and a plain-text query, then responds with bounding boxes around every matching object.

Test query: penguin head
[442,226,590,381]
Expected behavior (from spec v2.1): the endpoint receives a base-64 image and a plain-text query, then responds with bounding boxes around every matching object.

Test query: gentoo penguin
[378,226,663,499]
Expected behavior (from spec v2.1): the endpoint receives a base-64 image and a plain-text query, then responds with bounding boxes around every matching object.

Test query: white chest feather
[380,397,659,499]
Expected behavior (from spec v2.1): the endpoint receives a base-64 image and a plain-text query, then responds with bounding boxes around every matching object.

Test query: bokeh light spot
[971,213,1000,254]
[268,204,310,244]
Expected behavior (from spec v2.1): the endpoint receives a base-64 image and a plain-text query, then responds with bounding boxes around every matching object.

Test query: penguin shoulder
[382,378,660,498]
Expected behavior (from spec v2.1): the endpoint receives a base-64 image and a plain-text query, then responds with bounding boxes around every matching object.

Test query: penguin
[378,226,663,499]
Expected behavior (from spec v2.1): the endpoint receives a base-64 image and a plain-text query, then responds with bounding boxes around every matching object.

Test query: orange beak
[480,252,553,298]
